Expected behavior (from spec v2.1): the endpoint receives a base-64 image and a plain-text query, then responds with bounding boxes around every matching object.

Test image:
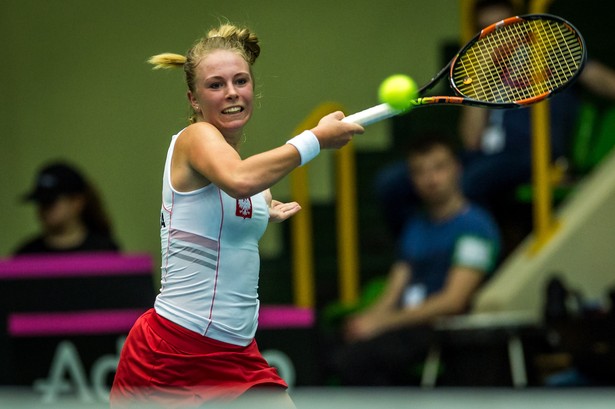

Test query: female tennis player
[110,23,363,407]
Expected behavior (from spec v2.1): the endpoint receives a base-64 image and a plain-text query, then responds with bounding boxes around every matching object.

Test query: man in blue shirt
[333,134,500,386]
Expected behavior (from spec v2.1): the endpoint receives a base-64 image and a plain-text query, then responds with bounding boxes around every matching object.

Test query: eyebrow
[205,72,250,81]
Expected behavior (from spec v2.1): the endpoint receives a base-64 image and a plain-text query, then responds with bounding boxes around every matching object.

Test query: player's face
[189,50,254,139]
[408,145,461,205]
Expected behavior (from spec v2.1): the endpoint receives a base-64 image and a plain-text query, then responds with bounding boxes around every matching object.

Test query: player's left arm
[263,188,302,223]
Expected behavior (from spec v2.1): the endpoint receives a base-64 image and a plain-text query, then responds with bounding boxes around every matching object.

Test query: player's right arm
[172,112,363,198]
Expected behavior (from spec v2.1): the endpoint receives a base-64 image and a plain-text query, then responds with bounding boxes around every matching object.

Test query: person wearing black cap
[14,161,120,254]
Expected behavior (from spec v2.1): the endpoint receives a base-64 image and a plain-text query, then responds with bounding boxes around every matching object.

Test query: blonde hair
[148,23,260,123]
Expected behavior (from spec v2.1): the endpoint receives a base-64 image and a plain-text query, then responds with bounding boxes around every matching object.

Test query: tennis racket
[343,13,587,126]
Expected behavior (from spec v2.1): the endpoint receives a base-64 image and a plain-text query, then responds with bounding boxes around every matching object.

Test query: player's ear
[187,91,199,112]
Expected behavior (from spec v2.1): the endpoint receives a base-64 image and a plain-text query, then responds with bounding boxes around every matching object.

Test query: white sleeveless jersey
[155,130,269,346]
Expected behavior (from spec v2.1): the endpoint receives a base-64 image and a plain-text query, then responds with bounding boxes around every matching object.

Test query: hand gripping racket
[343,14,587,126]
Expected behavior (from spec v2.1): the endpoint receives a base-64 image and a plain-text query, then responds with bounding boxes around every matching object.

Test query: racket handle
[342,103,401,126]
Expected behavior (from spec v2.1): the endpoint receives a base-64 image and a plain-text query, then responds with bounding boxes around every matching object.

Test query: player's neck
[222,129,245,152]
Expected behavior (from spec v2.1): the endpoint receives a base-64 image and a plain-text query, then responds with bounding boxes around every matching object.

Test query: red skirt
[110,308,287,407]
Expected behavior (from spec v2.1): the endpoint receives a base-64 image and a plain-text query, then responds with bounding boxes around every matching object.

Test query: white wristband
[286,130,320,166]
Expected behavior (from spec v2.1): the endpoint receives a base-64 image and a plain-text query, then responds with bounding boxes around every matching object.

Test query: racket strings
[467,19,580,102]
[453,18,584,104]
[461,22,538,102]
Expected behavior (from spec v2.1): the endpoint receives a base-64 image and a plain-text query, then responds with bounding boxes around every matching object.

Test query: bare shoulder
[174,123,227,156]
[171,123,220,190]
[182,122,223,141]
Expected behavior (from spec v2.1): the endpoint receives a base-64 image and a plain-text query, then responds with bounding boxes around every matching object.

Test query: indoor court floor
[2,387,615,408]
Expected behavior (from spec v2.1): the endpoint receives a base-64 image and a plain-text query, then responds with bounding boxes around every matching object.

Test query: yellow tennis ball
[378,74,418,111]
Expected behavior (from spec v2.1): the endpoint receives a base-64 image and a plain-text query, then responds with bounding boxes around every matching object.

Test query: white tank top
[155,129,269,346]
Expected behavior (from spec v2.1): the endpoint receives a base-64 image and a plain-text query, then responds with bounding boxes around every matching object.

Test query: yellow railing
[289,102,360,308]
[335,138,360,305]
[289,102,348,308]
[527,0,558,254]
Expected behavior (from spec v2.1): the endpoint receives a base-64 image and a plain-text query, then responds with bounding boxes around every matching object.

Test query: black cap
[23,162,87,204]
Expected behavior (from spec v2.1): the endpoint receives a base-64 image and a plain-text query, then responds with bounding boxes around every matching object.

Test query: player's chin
[220,113,251,128]
[218,121,249,139]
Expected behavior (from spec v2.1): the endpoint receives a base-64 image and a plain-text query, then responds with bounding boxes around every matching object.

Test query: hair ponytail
[147,53,187,69]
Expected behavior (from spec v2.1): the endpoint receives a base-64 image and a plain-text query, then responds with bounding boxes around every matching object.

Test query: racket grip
[342,103,401,126]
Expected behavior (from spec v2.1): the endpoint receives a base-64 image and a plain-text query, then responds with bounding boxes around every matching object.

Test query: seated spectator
[14,161,120,254]
[329,134,501,386]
